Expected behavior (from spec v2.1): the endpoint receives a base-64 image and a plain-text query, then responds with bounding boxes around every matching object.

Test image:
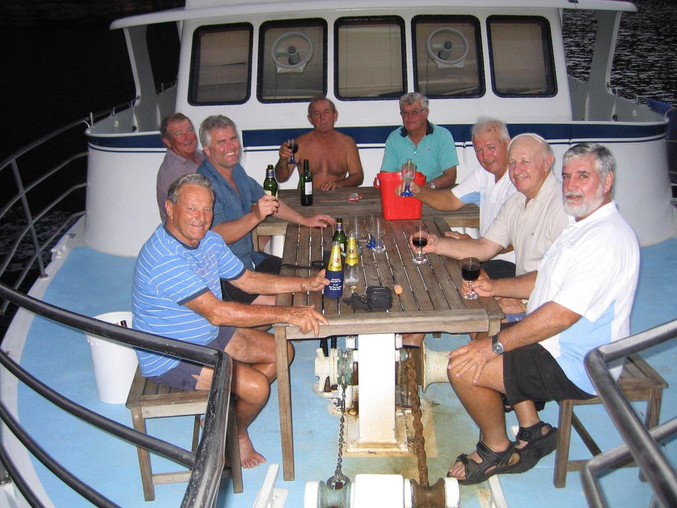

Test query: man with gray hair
[196,115,334,305]
[381,92,458,189]
[398,117,517,278]
[444,143,639,484]
[420,133,569,282]
[133,173,329,469]
[156,113,205,222]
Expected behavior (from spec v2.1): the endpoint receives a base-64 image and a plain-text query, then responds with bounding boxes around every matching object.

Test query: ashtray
[347,192,361,203]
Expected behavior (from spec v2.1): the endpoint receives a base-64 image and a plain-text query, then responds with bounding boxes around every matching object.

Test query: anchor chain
[404,351,429,487]
[326,378,350,490]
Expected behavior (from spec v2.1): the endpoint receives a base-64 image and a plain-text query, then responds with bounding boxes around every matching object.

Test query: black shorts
[482,259,516,280]
[503,343,594,406]
[150,326,236,391]
[221,254,282,304]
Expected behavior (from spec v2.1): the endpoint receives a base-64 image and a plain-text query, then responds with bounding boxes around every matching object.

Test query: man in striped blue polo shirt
[133,173,329,469]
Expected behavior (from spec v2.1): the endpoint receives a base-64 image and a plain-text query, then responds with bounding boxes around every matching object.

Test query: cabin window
[335,17,406,99]
[412,16,484,98]
[258,19,327,102]
[487,16,556,97]
[189,23,253,104]
[147,22,180,93]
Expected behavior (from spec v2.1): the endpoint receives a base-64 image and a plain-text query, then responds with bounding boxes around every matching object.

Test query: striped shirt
[132,225,245,377]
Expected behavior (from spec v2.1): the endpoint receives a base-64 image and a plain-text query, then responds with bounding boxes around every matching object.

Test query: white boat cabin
[84,0,675,257]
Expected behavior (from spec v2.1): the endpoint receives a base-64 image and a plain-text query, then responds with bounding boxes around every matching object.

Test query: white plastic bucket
[86,311,138,404]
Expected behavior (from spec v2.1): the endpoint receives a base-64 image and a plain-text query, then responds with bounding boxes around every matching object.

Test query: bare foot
[239,433,266,469]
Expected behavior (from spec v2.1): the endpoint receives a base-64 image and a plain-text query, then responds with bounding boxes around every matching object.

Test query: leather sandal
[512,421,558,473]
[447,441,523,485]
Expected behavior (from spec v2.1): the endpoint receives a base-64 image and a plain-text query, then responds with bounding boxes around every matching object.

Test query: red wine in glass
[412,225,429,264]
[461,257,480,300]
[288,139,299,167]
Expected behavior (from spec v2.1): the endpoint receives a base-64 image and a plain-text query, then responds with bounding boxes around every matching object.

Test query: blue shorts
[150,326,236,391]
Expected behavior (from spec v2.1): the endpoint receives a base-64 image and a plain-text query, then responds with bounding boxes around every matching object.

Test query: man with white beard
[444,143,640,485]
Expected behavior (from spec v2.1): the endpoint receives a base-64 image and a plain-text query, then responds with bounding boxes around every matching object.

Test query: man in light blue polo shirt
[380,92,459,190]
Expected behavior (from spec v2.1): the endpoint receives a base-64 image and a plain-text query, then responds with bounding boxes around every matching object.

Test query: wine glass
[461,257,481,300]
[363,215,375,249]
[373,217,386,253]
[287,138,299,169]
[401,161,415,197]
[412,224,429,265]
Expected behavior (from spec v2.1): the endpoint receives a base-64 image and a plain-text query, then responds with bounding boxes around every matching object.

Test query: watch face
[492,340,504,355]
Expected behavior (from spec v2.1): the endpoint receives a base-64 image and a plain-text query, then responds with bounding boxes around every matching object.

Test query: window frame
[333,15,407,102]
[188,22,254,106]
[486,15,557,98]
[256,18,328,104]
[411,15,485,99]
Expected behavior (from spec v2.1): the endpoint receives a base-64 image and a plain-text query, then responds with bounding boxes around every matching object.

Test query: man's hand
[464,275,495,298]
[320,180,338,191]
[253,195,280,221]
[445,231,472,241]
[395,181,422,196]
[304,269,329,291]
[448,337,496,384]
[286,305,328,337]
[418,233,440,254]
[303,214,334,228]
[279,141,293,163]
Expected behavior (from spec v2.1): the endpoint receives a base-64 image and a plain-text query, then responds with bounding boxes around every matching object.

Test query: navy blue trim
[225,265,247,281]
[177,287,211,306]
[87,122,667,151]
[87,133,164,149]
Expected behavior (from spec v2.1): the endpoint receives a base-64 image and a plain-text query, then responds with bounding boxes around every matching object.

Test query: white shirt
[484,172,570,275]
[528,202,640,395]
[452,167,517,263]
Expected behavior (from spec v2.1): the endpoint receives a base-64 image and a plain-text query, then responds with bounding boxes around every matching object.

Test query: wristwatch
[428,180,437,190]
[492,335,505,355]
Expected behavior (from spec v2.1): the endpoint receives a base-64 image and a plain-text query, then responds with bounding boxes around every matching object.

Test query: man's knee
[238,370,271,406]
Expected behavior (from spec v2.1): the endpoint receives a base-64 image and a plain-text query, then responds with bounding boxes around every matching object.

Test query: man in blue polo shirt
[133,173,328,469]
[197,115,334,306]
[380,92,459,190]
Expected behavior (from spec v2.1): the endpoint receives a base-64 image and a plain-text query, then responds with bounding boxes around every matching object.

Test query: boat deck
[4,230,677,507]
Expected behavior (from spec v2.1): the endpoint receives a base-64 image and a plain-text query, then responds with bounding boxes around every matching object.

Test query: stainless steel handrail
[0,113,231,506]
[581,320,677,508]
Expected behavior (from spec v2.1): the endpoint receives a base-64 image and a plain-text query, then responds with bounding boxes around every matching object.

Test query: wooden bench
[126,366,243,501]
[553,353,667,487]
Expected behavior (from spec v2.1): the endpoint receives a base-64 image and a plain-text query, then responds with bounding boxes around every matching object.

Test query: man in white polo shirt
[444,143,640,485]
[399,117,517,278]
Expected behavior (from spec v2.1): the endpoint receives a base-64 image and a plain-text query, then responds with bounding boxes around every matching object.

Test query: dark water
[1,1,676,336]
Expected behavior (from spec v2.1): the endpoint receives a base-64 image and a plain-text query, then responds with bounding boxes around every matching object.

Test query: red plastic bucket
[374,171,427,220]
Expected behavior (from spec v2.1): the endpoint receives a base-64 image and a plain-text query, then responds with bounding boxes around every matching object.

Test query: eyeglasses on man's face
[400,108,427,118]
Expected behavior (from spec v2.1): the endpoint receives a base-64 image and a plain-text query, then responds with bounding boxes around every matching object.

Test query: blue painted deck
[13,237,677,507]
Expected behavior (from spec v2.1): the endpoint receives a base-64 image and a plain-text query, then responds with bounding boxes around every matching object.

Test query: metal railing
[581,320,677,508]
[0,114,233,506]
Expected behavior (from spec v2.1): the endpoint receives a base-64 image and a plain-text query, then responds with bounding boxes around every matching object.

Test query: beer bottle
[332,218,347,254]
[263,164,278,200]
[300,159,313,206]
[324,241,344,299]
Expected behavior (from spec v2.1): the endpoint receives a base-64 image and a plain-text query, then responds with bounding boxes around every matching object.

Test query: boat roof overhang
[110,0,637,29]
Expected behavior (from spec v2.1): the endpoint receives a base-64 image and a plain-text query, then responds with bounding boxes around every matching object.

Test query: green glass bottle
[332,217,347,254]
[300,159,313,206]
[263,164,278,200]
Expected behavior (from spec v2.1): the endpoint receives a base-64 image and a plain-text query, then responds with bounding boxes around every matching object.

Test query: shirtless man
[275,97,364,191]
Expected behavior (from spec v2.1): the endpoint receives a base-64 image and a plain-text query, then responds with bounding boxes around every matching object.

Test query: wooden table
[272,199,503,480]
[257,187,479,237]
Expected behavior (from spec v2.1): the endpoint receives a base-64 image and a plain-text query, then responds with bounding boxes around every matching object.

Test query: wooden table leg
[275,327,295,481]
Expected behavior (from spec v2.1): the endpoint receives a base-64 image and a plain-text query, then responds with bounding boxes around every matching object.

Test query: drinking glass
[401,162,415,197]
[412,224,429,265]
[373,217,386,253]
[344,264,360,293]
[287,138,299,169]
[363,215,375,249]
[461,257,481,300]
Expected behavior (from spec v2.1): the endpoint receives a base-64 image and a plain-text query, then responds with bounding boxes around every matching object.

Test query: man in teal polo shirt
[380,92,458,190]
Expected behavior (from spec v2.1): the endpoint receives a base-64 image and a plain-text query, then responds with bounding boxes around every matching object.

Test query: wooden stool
[126,366,243,501]
[553,354,667,487]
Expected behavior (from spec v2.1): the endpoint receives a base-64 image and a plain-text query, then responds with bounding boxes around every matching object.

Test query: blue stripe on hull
[87,122,668,150]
